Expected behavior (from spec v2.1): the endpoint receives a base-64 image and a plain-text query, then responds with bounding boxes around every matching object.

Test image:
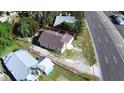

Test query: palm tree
[15,17,39,37]
[27,11,60,27]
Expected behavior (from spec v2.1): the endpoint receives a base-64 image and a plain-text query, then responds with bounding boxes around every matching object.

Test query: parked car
[110,15,118,24]
[110,15,118,19]
[116,17,124,25]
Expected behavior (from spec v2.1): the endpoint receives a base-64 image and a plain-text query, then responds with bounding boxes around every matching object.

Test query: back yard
[38,65,88,81]
[0,38,92,81]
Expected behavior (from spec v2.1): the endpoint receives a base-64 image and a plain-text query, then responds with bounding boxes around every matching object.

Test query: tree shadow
[13,23,23,37]
[32,32,42,46]
[0,58,16,81]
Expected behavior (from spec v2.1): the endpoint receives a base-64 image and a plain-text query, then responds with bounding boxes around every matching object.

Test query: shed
[37,56,54,75]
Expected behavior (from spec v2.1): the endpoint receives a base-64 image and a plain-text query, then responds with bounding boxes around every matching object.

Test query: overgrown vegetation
[55,21,75,32]
[73,24,96,66]
[73,11,84,33]
[0,23,13,55]
[18,11,60,26]
[0,38,31,58]
[55,11,84,33]
[13,17,39,37]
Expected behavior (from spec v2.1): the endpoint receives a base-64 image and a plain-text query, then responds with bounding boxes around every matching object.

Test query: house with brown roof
[38,30,74,53]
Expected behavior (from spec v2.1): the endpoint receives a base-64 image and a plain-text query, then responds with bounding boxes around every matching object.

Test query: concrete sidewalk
[28,45,49,56]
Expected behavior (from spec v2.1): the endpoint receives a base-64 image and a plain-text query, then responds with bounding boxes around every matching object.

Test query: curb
[84,16,103,80]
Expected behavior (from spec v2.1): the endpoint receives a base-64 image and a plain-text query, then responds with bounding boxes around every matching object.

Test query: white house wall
[40,42,63,53]
[65,37,74,49]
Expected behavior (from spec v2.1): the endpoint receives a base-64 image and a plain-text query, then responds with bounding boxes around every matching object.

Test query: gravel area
[28,44,99,77]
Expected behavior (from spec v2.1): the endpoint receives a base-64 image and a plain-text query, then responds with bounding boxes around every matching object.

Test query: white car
[116,17,124,25]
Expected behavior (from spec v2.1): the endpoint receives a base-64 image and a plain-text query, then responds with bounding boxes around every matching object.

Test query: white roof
[37,56,54,75]
[0,16,8,23]
[53,16,76,26]
[2,50,38,80]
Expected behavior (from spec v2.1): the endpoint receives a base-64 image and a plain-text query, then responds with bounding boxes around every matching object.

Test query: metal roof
[2,50,38,80]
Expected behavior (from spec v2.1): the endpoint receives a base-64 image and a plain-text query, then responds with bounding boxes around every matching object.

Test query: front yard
[49,23,96,66]
[63,49,82,59]
[72,24,96,66]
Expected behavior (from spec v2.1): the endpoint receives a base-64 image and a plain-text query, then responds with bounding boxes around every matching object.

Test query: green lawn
[0,39,31,58]
[0,23,12,31]
[39,65,87,81]
[72,23,96,66]
[0,44,18,58]
[63,49,80,59]
[13,39,31,49]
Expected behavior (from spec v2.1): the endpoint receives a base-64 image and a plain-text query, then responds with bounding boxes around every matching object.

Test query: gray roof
[38,30,73,49]
[53,16,76,26]
[2,50,38,81]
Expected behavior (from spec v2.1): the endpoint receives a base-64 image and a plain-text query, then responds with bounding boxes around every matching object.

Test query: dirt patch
[56,75,69,81]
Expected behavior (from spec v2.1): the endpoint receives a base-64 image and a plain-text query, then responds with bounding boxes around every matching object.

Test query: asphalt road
[85,11,124,81]
[104,11,124,38]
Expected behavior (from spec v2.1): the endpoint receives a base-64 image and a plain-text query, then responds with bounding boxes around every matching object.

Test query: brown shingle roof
[38,30,73,49]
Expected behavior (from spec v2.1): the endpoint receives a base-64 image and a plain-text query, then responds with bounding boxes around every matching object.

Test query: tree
[13,17,39,37]
[71,11,84,33]
[19,11,60,27]
[0,23,12,53]
[55,21,75,32]
[39,11,60,26]
[55,11,84,33]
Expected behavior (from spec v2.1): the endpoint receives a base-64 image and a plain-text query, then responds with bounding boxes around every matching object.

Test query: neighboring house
[38,30,74,53]
[0,16,9,23]
[2,50,54,81]
[37,56,54,75]
[116,17,124,25]
[0,12,18,23]
[53,15,76,26]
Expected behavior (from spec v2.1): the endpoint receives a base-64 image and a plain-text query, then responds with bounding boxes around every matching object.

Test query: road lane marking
[98,12,124,63]
[105,28,124,63]
[98,38,101,43]
[85,19,103,80]
[113,56,118,64]
[109,32,124,63]
[103,19,106,22]
[105,36,108,43]
[105,56,109,64]
[116,43,123,48]
[85,17,104,80]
